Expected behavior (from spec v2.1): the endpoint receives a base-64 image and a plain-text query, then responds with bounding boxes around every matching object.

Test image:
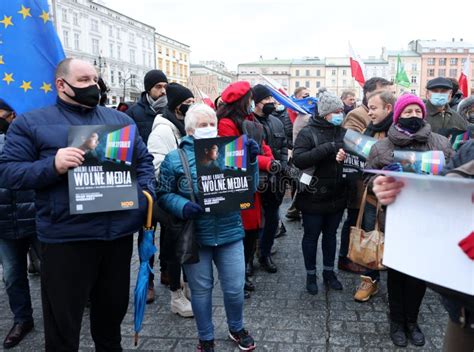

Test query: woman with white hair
[157,104,259,352]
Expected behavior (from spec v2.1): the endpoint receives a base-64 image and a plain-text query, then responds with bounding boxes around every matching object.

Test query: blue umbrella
[134,191,157,346]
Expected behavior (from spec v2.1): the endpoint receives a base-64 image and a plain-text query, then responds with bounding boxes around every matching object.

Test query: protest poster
[194,135,254,213]
[449,127,474,151]
[393,150,445,175]
[366,169,474,295]
[68,125,138,214]
[342,129,377,178]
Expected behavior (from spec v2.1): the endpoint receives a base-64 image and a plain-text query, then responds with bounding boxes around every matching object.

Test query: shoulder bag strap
[355,186,369,229]
[177,148,196,203]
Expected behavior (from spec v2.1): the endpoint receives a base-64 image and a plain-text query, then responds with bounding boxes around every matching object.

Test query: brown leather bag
[348,187,385,270]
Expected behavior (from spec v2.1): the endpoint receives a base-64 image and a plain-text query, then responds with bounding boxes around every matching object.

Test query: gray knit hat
[317,90,344,117]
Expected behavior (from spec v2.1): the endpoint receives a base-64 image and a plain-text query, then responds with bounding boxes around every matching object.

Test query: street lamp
[120,75,133,102]
[94,55,107,76]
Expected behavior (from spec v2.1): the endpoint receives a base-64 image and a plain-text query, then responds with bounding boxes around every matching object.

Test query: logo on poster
[121,201,135,208]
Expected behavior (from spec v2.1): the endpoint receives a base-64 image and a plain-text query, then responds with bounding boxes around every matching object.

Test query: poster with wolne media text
[194,135,254,213]
[68,125,139,214]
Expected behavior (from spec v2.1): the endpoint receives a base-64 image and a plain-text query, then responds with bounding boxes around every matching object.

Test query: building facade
[324,57,360,98]
[155,33,191,86]
[289,58,326,96]
[189,61,235,101]
[409,39,474,98]
[52,0,156,105]
[237,60,291,91]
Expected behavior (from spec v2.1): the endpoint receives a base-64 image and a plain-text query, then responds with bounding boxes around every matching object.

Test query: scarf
[146,94,168,114]
[364,112,393,137]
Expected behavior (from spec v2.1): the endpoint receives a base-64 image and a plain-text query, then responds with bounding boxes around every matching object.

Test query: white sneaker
[171,289,193,317]
[183,282,192,301]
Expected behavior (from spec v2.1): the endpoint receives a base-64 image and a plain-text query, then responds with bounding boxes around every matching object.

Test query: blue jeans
[259,204,280,258]
[0,237,39,323]
[302,211,344,274]
[184,240,245,341]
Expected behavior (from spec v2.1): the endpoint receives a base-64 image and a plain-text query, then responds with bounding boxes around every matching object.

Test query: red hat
[221,81,251,104]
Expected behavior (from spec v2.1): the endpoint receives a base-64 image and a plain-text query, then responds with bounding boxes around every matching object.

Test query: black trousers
[41,235,133,352]
[244,229,259,265]
[387,268,427,324]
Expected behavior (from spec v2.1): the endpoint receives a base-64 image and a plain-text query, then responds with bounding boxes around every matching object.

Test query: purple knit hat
[393,94,426,124]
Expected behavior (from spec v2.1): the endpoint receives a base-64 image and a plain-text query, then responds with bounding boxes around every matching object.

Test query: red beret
[221,81,251,104]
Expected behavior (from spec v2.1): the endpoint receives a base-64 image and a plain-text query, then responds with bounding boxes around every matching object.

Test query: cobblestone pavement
[0,198,447,351]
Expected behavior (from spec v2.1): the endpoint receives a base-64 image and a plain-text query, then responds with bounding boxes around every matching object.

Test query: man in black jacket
[0,99,38,349]
[126,69,168,144]
[252,84,288,273]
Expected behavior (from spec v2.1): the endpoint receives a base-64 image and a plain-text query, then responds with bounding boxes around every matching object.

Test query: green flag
[395,55,411,88]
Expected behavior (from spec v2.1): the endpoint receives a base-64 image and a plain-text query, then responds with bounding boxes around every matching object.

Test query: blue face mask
[329,113,344,126]
[429,92,449,107]
[248,100,255,114]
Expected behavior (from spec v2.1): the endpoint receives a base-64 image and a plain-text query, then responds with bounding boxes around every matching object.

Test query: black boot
[406,322,425,346]
[245,261,254,277]
[259,255,277,273]
[322,270,343,290]
[244,275,255,291]
[389,321,408,347]
[306,274,318,295]
[275,223,287,238]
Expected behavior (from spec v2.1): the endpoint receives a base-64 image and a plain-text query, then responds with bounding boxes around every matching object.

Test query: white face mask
[193,126,218,139]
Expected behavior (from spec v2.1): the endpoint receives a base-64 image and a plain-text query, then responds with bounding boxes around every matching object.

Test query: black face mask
[262,103,276,116]
[178,103,191,116]
[398,116,425,134]
[63,80,100,108]
[0,118,9,134]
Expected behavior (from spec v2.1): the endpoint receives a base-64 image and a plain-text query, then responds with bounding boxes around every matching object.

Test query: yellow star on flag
[20,80,32,92]
[40,82,52,94]
[18,5,32,20]
[39,10,51,24]
[3,72,14,85]
[0,15,14,28]
[0,56,4,65]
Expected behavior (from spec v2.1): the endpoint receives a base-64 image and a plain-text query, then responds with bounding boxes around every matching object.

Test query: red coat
[218,116,274,230]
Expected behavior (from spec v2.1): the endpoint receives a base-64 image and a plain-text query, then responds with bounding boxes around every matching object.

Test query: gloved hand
[459,231,474,260]
[182,201,203,220]
[246,138,260,163]
[382,162,403,172]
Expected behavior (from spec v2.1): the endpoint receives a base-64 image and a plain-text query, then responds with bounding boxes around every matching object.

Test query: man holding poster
[0,58,155,351]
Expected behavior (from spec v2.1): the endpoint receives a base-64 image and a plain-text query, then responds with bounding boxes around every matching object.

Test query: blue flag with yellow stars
[0,0,65,114]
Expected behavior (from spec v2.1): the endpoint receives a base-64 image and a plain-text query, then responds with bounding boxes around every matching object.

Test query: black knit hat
[252,84,272,104]
[0,99,13,112]
[144,70,168,92]
[166,83,194,111]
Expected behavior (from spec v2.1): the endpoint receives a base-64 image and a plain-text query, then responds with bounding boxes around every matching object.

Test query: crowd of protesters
[0,58,473,351]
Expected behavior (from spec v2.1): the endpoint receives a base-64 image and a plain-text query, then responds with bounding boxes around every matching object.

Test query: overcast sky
[107,0,473,71]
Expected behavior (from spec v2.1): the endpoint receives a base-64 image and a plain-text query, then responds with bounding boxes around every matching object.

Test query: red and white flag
[349,42,366,87]
[458,56,471,97]
[198,89,216,110]
[258,74,289,96]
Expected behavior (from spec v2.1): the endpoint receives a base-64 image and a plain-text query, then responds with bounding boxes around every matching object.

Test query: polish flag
[258,74,289,96]
[199,90,216,110]
[458,56,471,97]
[349,42,366,87]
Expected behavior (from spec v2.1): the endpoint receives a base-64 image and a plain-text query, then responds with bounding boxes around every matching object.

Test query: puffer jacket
[126,92,164,144]
[0,134,36,240]
[293,116,347,214]
[0,98,155,243]
[147,109,184,178]
[254,112,288,168]
[156,136,258,247]
[272,108,293,150]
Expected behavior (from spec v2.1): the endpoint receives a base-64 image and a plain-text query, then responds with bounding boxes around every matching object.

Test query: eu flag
[0,0,65,114]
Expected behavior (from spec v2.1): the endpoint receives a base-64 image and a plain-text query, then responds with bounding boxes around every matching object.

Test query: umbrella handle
[142,191,153,229]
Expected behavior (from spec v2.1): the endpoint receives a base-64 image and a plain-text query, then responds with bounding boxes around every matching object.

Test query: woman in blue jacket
[157,104,259,352]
